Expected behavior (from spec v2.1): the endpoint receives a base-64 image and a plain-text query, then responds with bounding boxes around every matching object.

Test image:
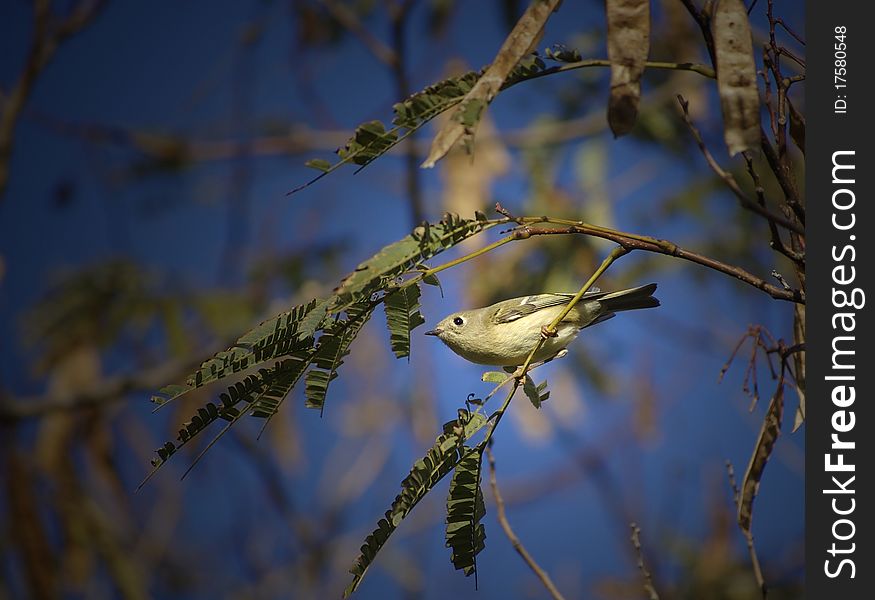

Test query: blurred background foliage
[0,0,803,598]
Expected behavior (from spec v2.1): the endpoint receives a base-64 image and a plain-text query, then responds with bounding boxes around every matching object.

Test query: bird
[424,283,659,367]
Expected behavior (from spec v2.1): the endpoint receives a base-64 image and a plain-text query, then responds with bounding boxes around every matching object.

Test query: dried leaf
[738,376,784,532]
[713,0,760,155]
[421,0,563,168]
[792,393,805,432]
[605,0,650,136]
[792,303,805,432]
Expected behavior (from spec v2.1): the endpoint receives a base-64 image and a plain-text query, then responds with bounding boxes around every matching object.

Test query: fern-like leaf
[153,214,488,412]
[295,49,583,194]
[383,283,426,359]
[445,449,486,579]
[344,410,488,598]
[304,303,374,412]
[140,360,304,487]
[331,212,489,313]
[337,120,399,165]
[151,298,327,408]
[249,353,312,419]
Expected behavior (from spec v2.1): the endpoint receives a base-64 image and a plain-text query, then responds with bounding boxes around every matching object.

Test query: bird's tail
[579,283,659,329]
[597,283,660,313]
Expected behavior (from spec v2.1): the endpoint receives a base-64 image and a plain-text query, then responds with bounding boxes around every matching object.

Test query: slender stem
[676,95,803,235]
[630,523,661,600]
[545,246,629,334]
[318,0,398,67]
[726,460,768,598]
[503,59,715,89]
[486,446,567,600]
[479,382,521,450]
[420,233,516,278]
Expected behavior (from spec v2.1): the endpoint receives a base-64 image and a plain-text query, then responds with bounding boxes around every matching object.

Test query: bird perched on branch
[425,283,659,367]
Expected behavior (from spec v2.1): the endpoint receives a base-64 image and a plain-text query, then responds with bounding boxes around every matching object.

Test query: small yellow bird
[425,283,659,367]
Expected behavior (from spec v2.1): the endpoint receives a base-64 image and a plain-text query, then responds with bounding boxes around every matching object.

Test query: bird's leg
[540,325,559,338]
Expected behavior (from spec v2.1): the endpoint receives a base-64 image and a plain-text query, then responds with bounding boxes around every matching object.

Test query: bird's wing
[491,292,602,324]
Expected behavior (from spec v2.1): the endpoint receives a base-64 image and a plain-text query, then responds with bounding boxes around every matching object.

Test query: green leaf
[304,304,374,412]
[295,297,331,342]
[422,271,442,290]
[292,51,576,193]
[249,353,311,420]
[344,410,488,598]
[544,43,582,63]
[304,158,332,172]
[415,264,443,296]
[383,284,426,359]
[140,360,307,487]
[445,449,486,578]
[523,375,550,409]
[331,213,489,313]
[337,120,399,166]
[153,213,488,411]
[456,98,486,129]
[481,371,508,384]
[392,70,480,129]
[152,298,324,408]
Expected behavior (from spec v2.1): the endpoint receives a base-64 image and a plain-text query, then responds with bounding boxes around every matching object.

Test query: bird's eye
[453,316,464,326]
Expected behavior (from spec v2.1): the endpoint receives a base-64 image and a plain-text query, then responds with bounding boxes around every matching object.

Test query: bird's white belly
[458,311,580,366]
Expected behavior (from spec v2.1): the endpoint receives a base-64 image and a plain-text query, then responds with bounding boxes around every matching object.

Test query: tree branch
[504,217,804,303]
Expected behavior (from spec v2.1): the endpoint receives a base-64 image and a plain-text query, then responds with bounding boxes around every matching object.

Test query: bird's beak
[424,328,442,336]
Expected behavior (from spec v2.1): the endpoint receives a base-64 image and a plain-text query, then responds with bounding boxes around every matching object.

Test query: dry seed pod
[606,0,651,137]
[713,0,760,155]
[422,0,562,168]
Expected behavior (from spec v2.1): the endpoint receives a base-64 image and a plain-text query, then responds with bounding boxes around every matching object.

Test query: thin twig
[629,523,660,600]
[726,460,741,507]
[763,0,805,224]
[678,0,716,65]
[0,0,107,198]
[743,153,803,263]
[775,18,805,45]
[727,459,768,598]
[675,95,802,235]
[318,0,398,67]
[486,446,567,600]
[759,128,804,224]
